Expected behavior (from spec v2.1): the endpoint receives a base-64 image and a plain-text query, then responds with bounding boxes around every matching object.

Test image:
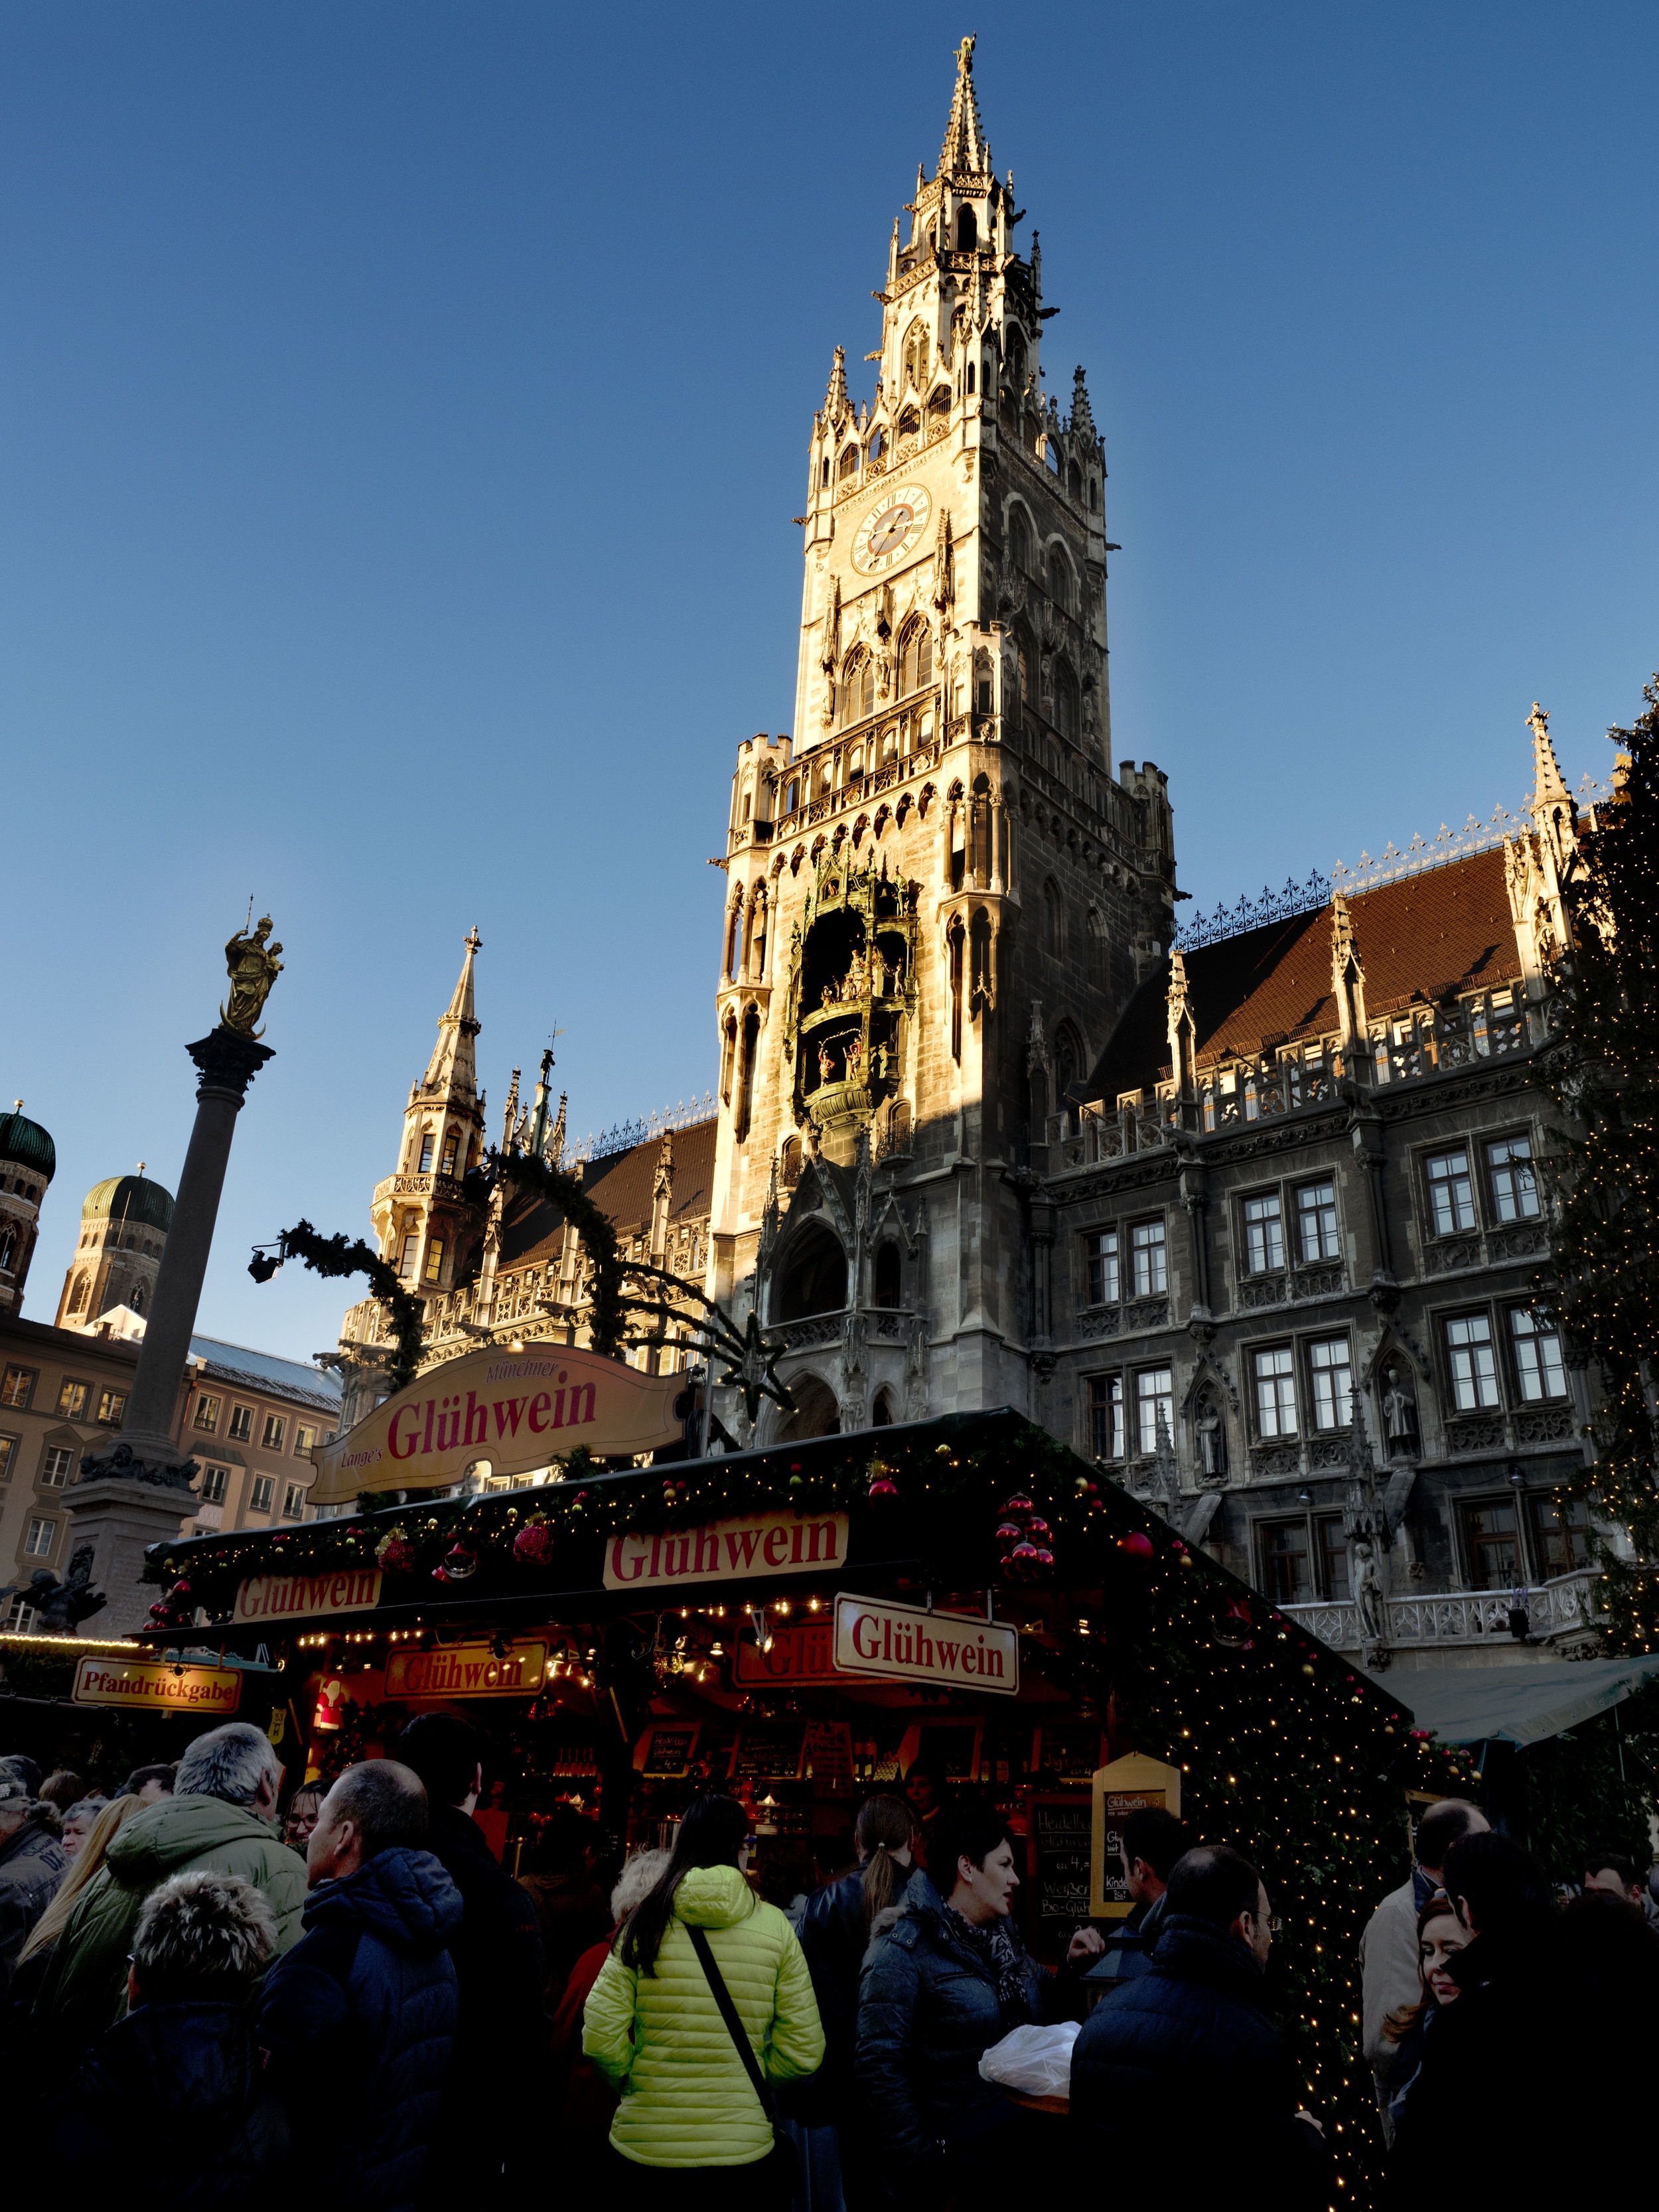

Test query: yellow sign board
[73,1654,244,1718]
[832,1594,1021,1696]
[309,1343,684,1506]
[603,1511,849,1592]
[1090,1752,1183,1919]
[234,1567,382,1624]
[384,1639,549,1700]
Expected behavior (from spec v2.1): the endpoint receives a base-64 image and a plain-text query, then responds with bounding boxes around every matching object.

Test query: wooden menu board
[1090,1753,1183,1919]
[636,1724,699,1779]
[1030,1795,1094,1952]
[729,1721,806,1783]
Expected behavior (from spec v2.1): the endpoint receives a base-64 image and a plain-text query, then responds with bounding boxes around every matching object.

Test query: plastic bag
[977,2020,1080,2098]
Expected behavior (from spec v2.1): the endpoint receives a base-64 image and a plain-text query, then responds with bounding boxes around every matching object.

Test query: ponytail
[856,1793,917,1933]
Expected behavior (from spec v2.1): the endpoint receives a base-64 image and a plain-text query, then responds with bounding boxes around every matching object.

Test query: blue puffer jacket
[854,1869,1054,2171]
[257,1848,461,2212]
[1070,1914,1327,2211]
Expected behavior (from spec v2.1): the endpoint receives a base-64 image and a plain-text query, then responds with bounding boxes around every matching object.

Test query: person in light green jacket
[29,1721,307,2069]
[583,1793,824,2195]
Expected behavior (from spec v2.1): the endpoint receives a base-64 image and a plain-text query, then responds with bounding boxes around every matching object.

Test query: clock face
[852,483,933,576]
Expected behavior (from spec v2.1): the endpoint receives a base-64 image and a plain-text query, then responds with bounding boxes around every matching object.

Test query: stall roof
[1364,1657,1659,1746]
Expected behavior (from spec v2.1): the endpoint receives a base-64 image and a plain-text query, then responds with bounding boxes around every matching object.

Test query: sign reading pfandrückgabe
[73,1655,244,1716]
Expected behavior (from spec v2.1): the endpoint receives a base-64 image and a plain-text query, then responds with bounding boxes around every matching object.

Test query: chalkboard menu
[729,1721,806,1782]
[638,1725,699,1778]
[1030,1795,1094,1949]
[1034,1723,1105,1781]
[802,1721,854,1793]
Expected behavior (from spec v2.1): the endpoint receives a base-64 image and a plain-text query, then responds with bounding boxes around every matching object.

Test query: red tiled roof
[1089,848,1523,1094]
[498,1118,719,1273]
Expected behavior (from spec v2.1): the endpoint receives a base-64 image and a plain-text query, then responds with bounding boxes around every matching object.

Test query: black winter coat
[257,1848,461,2212]
[855,1869,1054,2172]
[419,1805,546,2193]
[796,1868,867,2090]
[46,2001,288,2207]
[1070,1915,1327,2212]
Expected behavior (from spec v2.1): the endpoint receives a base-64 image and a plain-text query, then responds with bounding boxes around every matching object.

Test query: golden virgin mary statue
[220,915,284,1035]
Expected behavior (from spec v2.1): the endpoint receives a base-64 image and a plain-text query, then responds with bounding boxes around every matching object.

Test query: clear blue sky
[5,2,1656,1361]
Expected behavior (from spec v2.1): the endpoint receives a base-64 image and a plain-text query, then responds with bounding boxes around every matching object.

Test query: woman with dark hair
[793,1796,916,2197]
[856,1799,1102,2206]
[581,1793,824,2205]
[1377,1890,1467,2134]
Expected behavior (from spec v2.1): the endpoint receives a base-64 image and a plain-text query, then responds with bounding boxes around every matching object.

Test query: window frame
[293,1423,318,1456]
[193,1394,222,1434]
[1295,1179,1340,1264]
[1443,1309,1502,1412]
[1485,1133,1541,1225]
[1,1365,38,1412]
[24,1515,57,1559]
[96,1388,126,1427]
[1129,1218,1167,1298]
[261,1413,286,1451]
[283,1482,307,1520]
[39,1444,75,1488]
[1423,1145,1479,1238]
[227,1404,253,1443]
[1252,1343,1299,1439]
[1087,1373,1125,1461]
[249,1474,275,1515]
[1084,1227,1120,1308]
[1525,1493,1589,1578]
[0,1432,16,1483]
[1255,1511,1352,1605]
[1306,1335,1354,1433]
[1242,1191,1285,1276]
[1134,1366,1174,1457]
[1508,1305,1568,1404]
[198,1464,229,1506]
[56,1378,91,1422]
[1457,1496,1524,1591]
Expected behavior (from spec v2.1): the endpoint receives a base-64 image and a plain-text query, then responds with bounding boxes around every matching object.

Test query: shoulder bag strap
[685,1921,777,2127]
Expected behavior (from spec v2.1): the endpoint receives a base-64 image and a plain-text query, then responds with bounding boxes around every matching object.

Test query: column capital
[76,1439,198,1495]
[187,1026,276,1104]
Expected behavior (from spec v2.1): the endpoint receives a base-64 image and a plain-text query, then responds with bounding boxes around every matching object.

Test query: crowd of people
[3,1727,1658,2211]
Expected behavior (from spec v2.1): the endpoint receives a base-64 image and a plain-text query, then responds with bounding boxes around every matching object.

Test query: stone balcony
[1282,1567,1601,1658]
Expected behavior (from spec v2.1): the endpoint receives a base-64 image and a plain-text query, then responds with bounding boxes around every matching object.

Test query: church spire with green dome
[0,1099,54,1316]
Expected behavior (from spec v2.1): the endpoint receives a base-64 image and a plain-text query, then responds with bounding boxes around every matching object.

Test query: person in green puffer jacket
[26,1722,306,2075]
[583,1792,824,2199]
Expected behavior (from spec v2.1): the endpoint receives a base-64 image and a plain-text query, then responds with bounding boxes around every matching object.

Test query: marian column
[68,921,283,1631]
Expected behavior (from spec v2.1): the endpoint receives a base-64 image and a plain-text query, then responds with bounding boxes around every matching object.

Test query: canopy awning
[1374,1657,1659,1747]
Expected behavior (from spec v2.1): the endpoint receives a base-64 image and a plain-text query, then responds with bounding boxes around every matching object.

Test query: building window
[1,1366,37,1410]
[1243,1194,1284,1274]
[1086,1230,1119,1306]
[1445,1313,1500,1410]
[1487,1136,1540,1223]
[1460,1499,1520,1590]
[423,1237,446,1285]
[293,1424,317,1455]
[1426,1148,1477,1235]
[1510,1307,1567,1402]
[198,1465,228,1505]
[418,1133,435,1173]
[441,1132,459,1176]
[1254,1346,1297,1437]
[1307,1337,1352,1431]
[399,1234,419,1278]
[283,1483,306,1518]
[1135,1368,1173,1456]
[1089,1374,1125,1460]
[4,1595,39,1629]
[1316,1516,1351,1600]
[40,1445,75,1487]
[24,1516,56,1558]
[228,1405,253,1442]
[261,1414,285,1451]
[96,1389,126,1426]
[1131,1220,1167,1297]
[1260,1520,1313,1605]
[0,1434,15,1482]
[1297,1181,1339,1262]
[250,1475,275,1514]
[194,1396,221,1434]
[1527,1495,1589,1576]
[56,1380,90,1421]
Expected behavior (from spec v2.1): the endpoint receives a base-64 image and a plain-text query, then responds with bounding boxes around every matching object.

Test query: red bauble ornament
[378,1539,417,1576]
[1026,1516,1050,1542]
[1004,1494,1035,1517]
[514,1522,554,1568]
[1009,1538,1041,1574]
[995,1519,1023,1548]
[1117,1532,1154,1560]
[868,1475,899,1501]
[435,1544,477,1584]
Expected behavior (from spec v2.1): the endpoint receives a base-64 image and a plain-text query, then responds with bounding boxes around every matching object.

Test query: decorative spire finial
[939,30,989,175]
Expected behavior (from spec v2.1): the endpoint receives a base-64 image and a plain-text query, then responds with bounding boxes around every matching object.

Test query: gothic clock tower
[707,36,1178,1439]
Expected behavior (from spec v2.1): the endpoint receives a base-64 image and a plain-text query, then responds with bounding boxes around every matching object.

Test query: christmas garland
[254,1220,429,1396]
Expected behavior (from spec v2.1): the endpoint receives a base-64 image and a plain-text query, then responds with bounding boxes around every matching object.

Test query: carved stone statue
[1352,1538,1386,1647]
[1195,1400,1227,1480]
[1,1545,107,1632]
[1381,1366,1419,1454]
[221,915,284,1035]
[818,1043,835,1084]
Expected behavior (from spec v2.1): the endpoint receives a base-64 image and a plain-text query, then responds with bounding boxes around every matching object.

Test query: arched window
[777,1222,848,1322]
[1054,1025,1082,1131]
[1043,881,1060,955]
[129,1282,145,1314]
[966,360,976,394]
[734,1005,760,1142]
[874,1242,902,1309]
[780,1136,802,1189]
[68,1272,90,1315]
[418,1130,435,1174]
[1086,907,1108,986]
[899,622,933,697]
[720,1010,738,1104]
[896,405,920,439]
[837,443,859,480]
[956,204,977,251]
[871,1389,895,1426]
[1006,325,1027,389]
[725,901,743,982]
[868,429,884,465]
[975,648,993,717]
[928,384,950,419]
[1048,547,1072,611]
[1054,660,1079,743]
[1017,630,1035,711]
[1008,507,1031,574]
[841,653,875,725]
[1067,461,1082,500]
[820,457,830,486]
[776,1374,841,1443]
[902,320,930,391]
[0,1228,15,1273]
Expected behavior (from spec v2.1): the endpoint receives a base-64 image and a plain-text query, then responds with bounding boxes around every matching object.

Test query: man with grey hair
[27,1720,307,2067]
[259,1761,461,2212]
[48,1870,289,2198]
